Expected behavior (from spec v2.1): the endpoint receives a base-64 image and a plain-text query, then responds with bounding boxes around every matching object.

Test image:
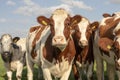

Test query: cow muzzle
[79,40,88,47]
[1,52,12,62]
[52,36,67,48]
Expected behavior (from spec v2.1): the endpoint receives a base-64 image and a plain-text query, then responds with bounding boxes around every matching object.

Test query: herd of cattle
[0,8,120,80]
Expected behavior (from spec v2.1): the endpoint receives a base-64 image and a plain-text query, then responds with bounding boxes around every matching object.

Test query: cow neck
[43,35,76,64]
[55,35,76,64]
[31,25,47,59]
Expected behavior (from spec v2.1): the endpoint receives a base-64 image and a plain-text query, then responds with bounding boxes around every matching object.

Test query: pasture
[0,55,118,80]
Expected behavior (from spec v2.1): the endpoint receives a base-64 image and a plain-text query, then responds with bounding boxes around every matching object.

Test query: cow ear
[70,15,82,29]
[103,13,111,18]
[90,21,99,31]
[13,37,20,43]
[37,16,50,26]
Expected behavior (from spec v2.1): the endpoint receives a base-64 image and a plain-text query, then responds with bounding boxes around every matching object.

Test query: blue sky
[0,0,120,38]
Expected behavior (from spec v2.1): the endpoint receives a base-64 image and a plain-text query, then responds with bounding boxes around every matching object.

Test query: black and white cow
[0,34,26,80]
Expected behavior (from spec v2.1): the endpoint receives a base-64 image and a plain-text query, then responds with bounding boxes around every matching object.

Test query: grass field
[0,56,118,80]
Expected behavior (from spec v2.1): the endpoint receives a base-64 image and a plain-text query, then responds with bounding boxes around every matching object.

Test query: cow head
[0,34,13,62]
[71,16,99,47]
[37,8,81,50]
[0,34,19,62]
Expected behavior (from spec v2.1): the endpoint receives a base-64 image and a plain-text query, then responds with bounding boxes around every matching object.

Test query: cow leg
[106,63,115,80]
[86,62,94,80]
[42,68,52,80]
[60,64,72,80]
[95,58,104,80]
[73,64,81,80]
[116,70,120,80]
[93,45,104,80]
[16,62,24,80]
[38,66,43,80]
[6,71,12,80]
[26,55,34,80]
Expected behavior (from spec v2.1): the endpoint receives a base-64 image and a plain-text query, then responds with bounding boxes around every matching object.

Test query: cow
[93,12,120,80]
[26,8,81,80]
[0,34,26,80]
[71,15,99,80]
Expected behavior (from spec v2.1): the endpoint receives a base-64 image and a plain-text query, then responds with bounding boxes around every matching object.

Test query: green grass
[0,56,118,80]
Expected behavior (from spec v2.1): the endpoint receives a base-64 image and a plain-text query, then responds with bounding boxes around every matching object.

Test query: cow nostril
[61,38,64,41]
[79,40,88,46]
[54,38,57,42]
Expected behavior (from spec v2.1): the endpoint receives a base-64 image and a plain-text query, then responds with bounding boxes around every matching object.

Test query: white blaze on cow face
[52,9,69,48]
[78,18,89,46]
[100,17,111,26]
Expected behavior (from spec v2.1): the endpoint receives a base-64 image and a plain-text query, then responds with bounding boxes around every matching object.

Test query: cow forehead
[78,18,89,32]
[100,17,112,26]
[52,9,68,34]
[1,34,12,43]
[52,8,68,23]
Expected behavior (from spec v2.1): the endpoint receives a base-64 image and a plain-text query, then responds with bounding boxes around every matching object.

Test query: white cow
[0,34,26,80]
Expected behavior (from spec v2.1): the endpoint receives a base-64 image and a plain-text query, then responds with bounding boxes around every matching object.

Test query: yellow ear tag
[107,45,111,50]
[42,20,47,26]
[92,26,96,30]
[73,20,77,24]
[13,39,17,43]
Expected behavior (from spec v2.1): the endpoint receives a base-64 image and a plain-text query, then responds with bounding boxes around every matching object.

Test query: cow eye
[0,43,2,46]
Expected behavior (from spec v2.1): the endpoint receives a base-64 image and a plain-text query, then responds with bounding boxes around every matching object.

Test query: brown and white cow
[0,34,26,80]
[71,15,99,80]
[93,12,120,80]
[26,8,81,80]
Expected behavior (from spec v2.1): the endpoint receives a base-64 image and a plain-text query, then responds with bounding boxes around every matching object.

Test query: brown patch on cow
[98,38,114,52]
[81,46,89,62]
[29,26,40,33]
[58,38,76,63]
[43,34,54,62]
[115,29,120,36]
[31,26,47,59]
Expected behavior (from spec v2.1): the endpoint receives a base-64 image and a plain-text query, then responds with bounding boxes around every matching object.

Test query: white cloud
[14,0,93,16]
[0,18,7,23]
[60,0,93,11]
[6,0,16,6]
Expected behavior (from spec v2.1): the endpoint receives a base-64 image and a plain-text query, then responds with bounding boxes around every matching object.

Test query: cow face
[0,34,13,62]
[37,8,81,50]
[72,17,99,47]
[50,9,71,49]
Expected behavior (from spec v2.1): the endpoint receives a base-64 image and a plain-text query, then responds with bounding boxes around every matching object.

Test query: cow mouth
[54,44,67,51]
[79,42,87,48]
[1,52,12,63]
